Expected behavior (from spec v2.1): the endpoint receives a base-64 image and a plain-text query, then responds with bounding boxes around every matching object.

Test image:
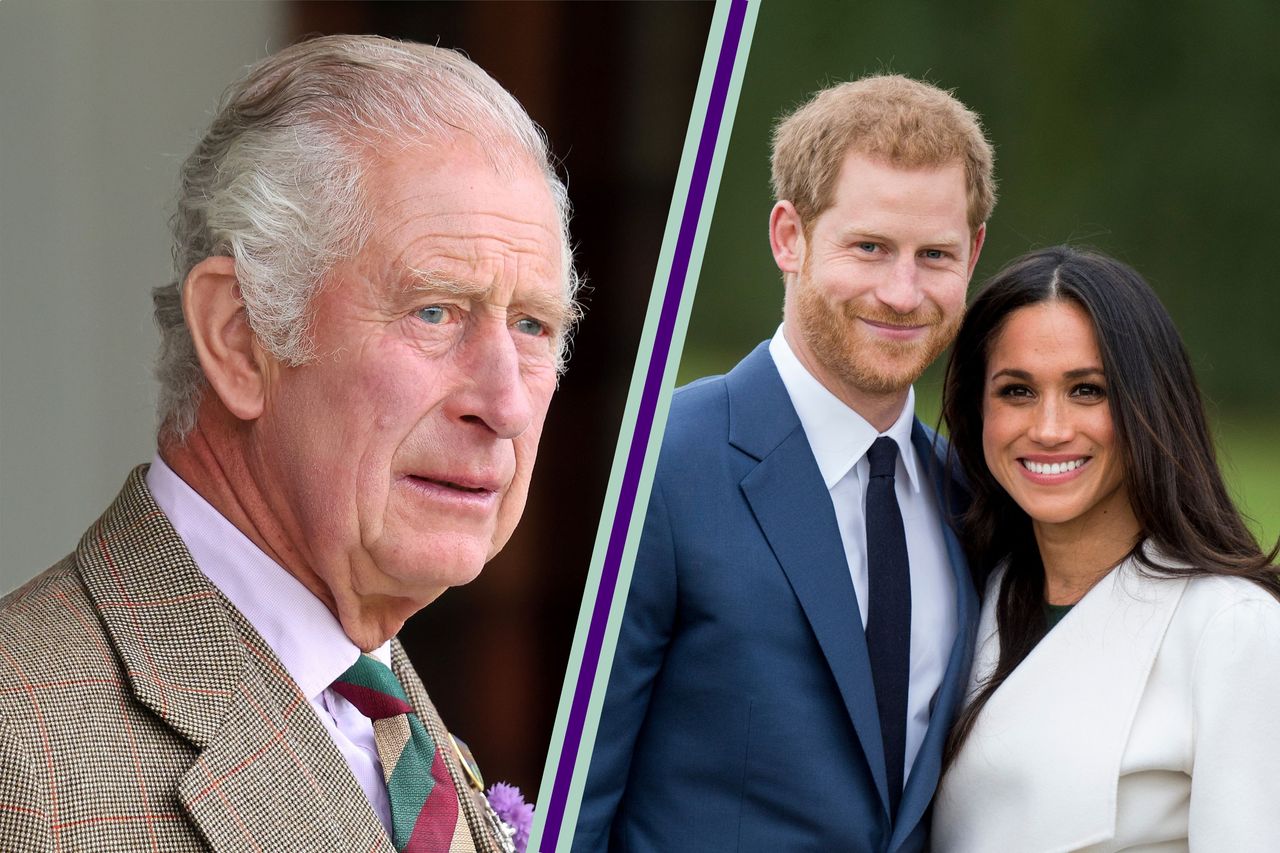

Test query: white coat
[933,547,1280,852]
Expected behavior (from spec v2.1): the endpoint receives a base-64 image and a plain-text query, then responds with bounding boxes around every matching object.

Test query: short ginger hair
[771,74,996,231]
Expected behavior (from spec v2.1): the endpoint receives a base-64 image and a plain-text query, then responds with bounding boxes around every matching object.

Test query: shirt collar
[769,325,922,492]
[145,455,390,699]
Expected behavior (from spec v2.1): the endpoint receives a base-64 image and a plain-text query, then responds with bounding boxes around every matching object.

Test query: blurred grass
[1215,418,1280,549]
[675,346,1280,548]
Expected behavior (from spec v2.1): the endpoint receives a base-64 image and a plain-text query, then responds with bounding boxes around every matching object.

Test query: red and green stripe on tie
[332,654,461,852]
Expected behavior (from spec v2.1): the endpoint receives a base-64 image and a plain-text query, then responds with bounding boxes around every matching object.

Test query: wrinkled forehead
[335,144,569,327]
[359,132,570,284]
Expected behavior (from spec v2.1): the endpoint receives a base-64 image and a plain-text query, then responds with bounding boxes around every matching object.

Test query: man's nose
[1028,398,1074,446]
[875,255,926,316]
[450,320,535,439]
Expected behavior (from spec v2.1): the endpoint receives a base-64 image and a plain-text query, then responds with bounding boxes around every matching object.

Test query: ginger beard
[792,247,965,395]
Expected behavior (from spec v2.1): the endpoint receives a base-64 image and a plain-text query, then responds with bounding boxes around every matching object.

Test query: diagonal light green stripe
[386,712,438,849]
[531,1,761,850]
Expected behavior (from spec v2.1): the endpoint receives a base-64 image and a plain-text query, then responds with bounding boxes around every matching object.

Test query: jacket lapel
[78,468,392,853]
[943,554,1187,852]
[176,602,393,853]
[726,345,891,815]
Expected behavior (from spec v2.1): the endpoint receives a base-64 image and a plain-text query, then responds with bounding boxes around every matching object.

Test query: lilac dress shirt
[146,456,393,834]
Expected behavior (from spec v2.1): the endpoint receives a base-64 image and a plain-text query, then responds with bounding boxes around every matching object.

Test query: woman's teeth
[1021,458,1086,475]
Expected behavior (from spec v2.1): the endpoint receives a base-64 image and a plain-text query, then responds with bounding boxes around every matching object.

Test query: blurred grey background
[1,0,287,582]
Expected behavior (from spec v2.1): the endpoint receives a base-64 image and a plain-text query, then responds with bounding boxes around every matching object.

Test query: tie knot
[331,653,414,720]
[867,436,898,479]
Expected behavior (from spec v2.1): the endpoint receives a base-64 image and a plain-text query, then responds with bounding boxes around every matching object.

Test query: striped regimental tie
[332,654,462,851]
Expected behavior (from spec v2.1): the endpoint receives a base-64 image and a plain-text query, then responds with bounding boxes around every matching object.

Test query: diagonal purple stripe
[539,2,750,849]
[331,681,414,720]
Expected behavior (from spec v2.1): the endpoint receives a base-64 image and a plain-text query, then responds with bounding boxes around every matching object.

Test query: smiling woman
[980,300,1137,603]
[933,246,1280,851]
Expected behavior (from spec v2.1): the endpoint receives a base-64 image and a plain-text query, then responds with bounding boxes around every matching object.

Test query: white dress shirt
[146,456,393,834]
[769,327,958,783]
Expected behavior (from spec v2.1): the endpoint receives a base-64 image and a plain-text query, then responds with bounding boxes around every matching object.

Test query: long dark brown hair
[941,246,1280,765]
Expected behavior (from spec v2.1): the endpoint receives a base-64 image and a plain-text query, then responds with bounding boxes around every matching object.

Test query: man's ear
[967,223,987,279]
[769,200,806,275]
[182,256,267,422]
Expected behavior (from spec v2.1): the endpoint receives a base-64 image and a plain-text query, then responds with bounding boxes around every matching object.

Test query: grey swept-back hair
[154,34,580,441]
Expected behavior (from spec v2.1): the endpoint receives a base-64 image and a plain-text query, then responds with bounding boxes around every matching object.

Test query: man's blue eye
[857,242,878,253]
[515,318,544,336]
[417,306,446,324]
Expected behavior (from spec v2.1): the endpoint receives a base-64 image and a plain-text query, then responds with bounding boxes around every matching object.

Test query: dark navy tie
[865,436,911,820]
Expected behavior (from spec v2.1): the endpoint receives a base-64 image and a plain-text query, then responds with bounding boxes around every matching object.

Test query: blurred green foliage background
[679,0,1280,545]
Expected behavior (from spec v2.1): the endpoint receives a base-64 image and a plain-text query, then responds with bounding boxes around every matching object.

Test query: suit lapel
[176,601,393,853]
[948,555,1186,852]
[78,468,393,853]
[726,346,891,815]
[890,425,979,851]
[724,349,984,839]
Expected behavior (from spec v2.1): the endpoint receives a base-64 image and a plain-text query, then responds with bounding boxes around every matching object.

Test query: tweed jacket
[933,550,1280,851]
[0,468,504,852]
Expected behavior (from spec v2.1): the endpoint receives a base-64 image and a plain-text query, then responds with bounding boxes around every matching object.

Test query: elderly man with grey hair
[0,35,578,853]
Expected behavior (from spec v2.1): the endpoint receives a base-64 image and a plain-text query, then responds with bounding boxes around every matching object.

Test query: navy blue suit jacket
[574,343,979,852]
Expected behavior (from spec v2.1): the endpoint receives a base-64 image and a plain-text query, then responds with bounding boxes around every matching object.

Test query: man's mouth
[405,474,500,495]
[861,318,929,339]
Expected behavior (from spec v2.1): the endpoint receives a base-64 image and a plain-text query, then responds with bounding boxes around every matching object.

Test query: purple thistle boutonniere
[486,783,533,853]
